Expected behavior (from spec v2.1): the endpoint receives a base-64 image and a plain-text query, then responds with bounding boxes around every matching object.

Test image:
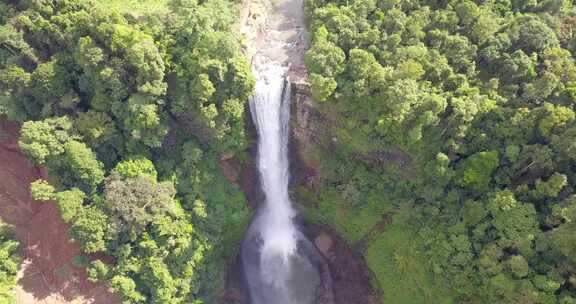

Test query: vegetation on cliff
[4,0,576,302]
[0,221,19,304]
[0,0,252,302]
[304,0,576,302]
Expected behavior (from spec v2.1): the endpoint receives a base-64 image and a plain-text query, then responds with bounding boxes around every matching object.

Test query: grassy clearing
[298,185,394,243]
[299,185,457,303]
[297,142,398,242]
[365,203,456,304]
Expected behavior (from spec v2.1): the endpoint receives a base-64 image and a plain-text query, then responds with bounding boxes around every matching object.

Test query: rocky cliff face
[223,78,380,304]
[289,80,322,190]
[288,80,381,304]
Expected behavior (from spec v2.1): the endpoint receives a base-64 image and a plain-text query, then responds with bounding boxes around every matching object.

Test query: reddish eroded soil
[0,118,120,304]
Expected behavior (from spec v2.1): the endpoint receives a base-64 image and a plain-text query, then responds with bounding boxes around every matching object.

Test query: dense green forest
[3,0,576,303]
[0,0,252,302]
[0,220,19,304]
[303,0,576,302]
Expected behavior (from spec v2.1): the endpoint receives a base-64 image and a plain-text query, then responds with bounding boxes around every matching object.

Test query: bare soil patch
[0,118,120,304]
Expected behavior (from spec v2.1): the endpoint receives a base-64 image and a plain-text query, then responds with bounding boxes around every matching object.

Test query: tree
[549,220,576,265]
[512,144,554,181]
[104,174,176,234]
[497,50,536,83]
[301,0,576,302]
[19,117,72,165]
[0,220,19,304]
[109,24,166,96]
[470,9,501,44]
[509,255,529,278]
[542,47,576,83]
[552,126,576,161]
[112,156,158,181]
[0,65,32,121]
[70,206,108,253]
[310,73,337,101]
[30,179,54,202]
[427,30,477,74]
[457,151,500,192]
[122,96,167,148]
[1,1,253,303]
[54,188,85,222]
[487,190,538,242]
[532,275,562,293]
[531,173,568,199]
[508,15,559,53]
[305,27,346,77]
[87,260,110,283]
[110,275,145,303]
[141,256,177,303]
[537,103,575,138]
[512,0,539,11]
[455,1,480,27]
[29,59,70,116]
[60,140,104,192]
[74,110,116,146]
[489,274,516,299]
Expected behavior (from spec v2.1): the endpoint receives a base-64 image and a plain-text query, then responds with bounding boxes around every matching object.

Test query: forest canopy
[0,0,252,303]
[4,0,576,302]
[303,0,576,302]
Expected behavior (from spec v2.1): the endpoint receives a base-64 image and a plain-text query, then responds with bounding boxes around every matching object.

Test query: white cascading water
[242,62,320,304]
[240,0,321,302]
[249,63,299,299]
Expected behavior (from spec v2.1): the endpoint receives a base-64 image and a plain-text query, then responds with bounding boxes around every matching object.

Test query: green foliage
[365,205,456,304]
[70,206,108,253]
[0,221,20,304]
[0,0,252,302]
[310,73,337,101]
[112,156,158,180]
[532,172,567,199]
[509,255,529,278]
[60,140,104,192]
[54,188,85,222]
[72,255,90,268]
[169,1,255,153]
[303,0,576,302]
[74,110,117,146]
[87,260,110,283]
[457,151,499,192]
[30,179,55,202]
[508,15,559,53]
[18,117,72,165]
[110,275,145,303]
[99,0,170,15]
[104,173,177,233]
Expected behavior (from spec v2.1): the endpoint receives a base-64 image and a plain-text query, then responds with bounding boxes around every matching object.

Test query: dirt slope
[0,118,119,304]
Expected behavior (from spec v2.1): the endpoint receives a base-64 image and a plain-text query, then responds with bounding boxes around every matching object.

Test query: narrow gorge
[239,0,325,302]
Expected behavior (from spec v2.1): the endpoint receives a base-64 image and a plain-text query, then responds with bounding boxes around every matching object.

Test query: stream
[239,0,322,303]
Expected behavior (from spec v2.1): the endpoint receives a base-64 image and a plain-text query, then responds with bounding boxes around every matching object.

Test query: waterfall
[241,63,320,304]
[250,64,297,268]
[239,0,321,301]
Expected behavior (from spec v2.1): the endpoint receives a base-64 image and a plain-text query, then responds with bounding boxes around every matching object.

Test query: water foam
[250,64,298,286]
